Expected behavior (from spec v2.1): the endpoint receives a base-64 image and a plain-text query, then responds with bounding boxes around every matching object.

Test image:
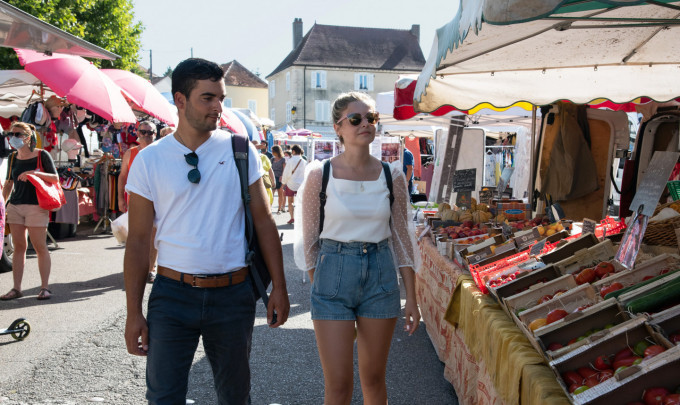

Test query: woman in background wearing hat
[1,122,59,301]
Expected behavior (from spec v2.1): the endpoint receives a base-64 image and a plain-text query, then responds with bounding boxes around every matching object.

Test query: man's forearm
[124,236,151,315]
[253,217,285,288]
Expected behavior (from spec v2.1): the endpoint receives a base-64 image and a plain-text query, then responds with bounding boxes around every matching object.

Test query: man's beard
[185,104,219,132]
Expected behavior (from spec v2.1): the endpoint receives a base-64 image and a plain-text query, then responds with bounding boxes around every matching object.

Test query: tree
[0,0,144,72]
[163,66,173,77]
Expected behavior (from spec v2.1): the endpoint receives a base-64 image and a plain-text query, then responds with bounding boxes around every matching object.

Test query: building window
[248,100,257,114]
[269,80,275,98]
[311,70,327,89]
[223,98,232,108]
[286,72,290,91]
[354,73,373,91]
[286,101,292,123]
[315,100,330,122]
[270,108,275,123]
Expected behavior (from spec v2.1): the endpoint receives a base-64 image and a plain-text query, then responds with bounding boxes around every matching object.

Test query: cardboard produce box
[550,317,674,403]
[570,344,680,405]
[490,264,561,304]
[540,233,599,265]
[504,274,578,318]
[518,283,601,332]
[592,253,680,298]
[552,239,618,276]
[535,300,632,361]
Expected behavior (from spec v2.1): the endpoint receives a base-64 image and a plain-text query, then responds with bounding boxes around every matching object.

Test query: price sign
[468,246,492,264]
[453,169,476,192]
[456,191,472,209]
[495,243,516,255]
[515,228,541,251]
[479,189,493,205]
[530,239,547,256]
[582,218,597,235]
[630,151,680,216]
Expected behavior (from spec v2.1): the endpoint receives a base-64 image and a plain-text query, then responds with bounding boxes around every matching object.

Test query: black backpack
[319,158,394,233]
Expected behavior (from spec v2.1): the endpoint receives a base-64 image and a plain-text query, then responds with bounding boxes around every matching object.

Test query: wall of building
[224,85,268,116]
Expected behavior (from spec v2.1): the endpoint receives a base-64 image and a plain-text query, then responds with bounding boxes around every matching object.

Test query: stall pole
[529,106,538,202]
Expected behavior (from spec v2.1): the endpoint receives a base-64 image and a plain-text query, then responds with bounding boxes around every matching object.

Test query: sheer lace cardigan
[294,160,420,273]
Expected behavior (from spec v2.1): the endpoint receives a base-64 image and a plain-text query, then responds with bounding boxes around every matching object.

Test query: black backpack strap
[381,161,394,208]
[319,159,331,233]
[231,133,269,308]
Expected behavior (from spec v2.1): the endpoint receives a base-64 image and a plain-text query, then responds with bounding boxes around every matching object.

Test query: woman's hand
[17,170,35,182]
[403,298,421,336]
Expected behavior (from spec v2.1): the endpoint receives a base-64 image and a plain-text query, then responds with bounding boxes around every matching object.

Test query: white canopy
[414,0,680,112]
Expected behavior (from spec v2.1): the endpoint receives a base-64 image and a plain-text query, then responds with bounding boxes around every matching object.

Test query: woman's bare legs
[8,224,27,292]
[356,317,397,405]
[27,226,50,290]
[314,320,356,405]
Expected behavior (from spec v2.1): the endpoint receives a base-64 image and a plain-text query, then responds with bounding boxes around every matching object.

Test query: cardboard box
[535,300,632,361]
[517,284,601,332]
[491,264,561,303]
[569,337,680,404]
[552,239,617,276]
[496,202,532,220]
[414,180,427,194]
[649,303,680,345]
[551,318,675,404]
[504,274,578,318]
[540,233,599,265]
[592,253,680,297]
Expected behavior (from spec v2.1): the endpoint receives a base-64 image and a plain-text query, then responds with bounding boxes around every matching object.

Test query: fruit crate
[470,240,555,293]
[649,304,680,346]
[592,253,680,299]
[550,317,675,404]
[540,233,600,265]
[490,264,562,304]
[570,342,680,405]
[504,274,578,319]
[552,239,617,276]
[619,271,680,315]
[535,299,632,361]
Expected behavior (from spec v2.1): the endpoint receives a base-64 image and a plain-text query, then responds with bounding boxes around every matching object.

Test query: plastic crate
[668,180,680,201]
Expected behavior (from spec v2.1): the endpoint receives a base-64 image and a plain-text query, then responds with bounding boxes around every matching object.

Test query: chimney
[293,18,303,50]
[410,24,420,42]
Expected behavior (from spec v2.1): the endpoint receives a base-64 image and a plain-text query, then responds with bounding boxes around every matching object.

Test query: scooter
[0,318,30,341]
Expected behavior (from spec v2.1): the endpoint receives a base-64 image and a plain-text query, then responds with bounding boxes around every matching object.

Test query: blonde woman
[295,92,420,404]
[1,122,59,301]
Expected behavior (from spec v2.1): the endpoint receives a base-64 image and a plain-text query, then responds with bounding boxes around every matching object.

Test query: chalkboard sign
[630,151,680,216]
[456,191,472,209]
[479,189,493,205]
[582,218,597,235]
[496,167,515,197]
[530,239,547,256]
[453,169,476,192]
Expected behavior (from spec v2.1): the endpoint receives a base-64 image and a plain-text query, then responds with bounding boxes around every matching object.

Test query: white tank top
[319,165,391,243]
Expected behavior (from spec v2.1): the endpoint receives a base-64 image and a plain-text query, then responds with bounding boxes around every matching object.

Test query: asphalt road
[0,206,458,405]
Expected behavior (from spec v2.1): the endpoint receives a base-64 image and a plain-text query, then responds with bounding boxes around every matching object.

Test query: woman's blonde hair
[331,91,375,124]
[9,121,34,136]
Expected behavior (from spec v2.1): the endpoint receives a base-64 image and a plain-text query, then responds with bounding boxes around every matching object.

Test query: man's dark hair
[171,58,224,99]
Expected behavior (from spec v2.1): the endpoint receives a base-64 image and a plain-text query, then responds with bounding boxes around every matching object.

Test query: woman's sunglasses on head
[338,112,379,126]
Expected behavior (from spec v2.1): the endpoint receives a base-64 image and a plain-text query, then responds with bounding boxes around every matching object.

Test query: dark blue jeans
[146,274,256,405]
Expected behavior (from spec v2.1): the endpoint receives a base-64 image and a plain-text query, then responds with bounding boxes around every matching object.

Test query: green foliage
[0,0,143,70]
[163,66,173,77]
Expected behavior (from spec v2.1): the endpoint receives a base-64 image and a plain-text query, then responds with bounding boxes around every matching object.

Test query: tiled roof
[267,23,425,78]
[221,60,268,89]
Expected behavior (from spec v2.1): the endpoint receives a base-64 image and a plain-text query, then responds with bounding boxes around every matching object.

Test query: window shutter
[315,100,321,121]
[354,74,360,90]
[324,100,331,122]
[269,81,275,98]
[320,71,327,89]
[311,71,317,88]
[368,74,374,91]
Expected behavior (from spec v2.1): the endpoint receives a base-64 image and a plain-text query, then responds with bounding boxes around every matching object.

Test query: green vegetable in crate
[604,269,679,300]
[626,277,680,314]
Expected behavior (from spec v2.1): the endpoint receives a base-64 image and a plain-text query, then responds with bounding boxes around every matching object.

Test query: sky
[132,0,459,79]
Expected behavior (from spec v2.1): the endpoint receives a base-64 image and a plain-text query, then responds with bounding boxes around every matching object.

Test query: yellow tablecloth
[416,237,570,405]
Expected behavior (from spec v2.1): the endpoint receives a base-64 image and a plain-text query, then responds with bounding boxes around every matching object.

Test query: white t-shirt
[319,166,391,243]
[125,130,264,274]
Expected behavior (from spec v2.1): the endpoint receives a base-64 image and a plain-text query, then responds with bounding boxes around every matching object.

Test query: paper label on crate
[468,247,493,264]
[582,218,597,236]
[630,151,680,216]
[530,239,547,256]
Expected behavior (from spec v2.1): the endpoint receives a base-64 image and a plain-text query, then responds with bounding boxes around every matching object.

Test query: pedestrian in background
[1,122,59,301]
[271,145,286,213]
[281,144,306,224]
[403,147,414,195]
[118,120,158,283]
[123,58,289,404]
[294,92,420,404]
[254,140,275,206]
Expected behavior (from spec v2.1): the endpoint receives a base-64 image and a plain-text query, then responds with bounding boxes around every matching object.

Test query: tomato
[595,261,616,278]
[584,375,600,388]
[664,394,680,405]
[562,370,584,386]
[546,309,569,324]
[643,387,670,405]
[575,268,596,285]
[614,347,635,361]
[613,356,643,370]
[597,369,614,382]
[594,355,612,371]
[577,367,598,379]
[600,282,624,298]
[547,342,564,351]
[537,294,553,304]
[669,333,680,344]
[643,345,666,359]
[568,383,581,393]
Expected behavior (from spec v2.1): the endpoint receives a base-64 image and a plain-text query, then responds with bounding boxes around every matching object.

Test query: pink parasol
[15,49,137,123]
[102,69,177,126]
[220,108,247,135]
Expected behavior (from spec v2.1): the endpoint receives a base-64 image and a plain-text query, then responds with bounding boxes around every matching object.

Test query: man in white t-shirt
[123,58,290,404]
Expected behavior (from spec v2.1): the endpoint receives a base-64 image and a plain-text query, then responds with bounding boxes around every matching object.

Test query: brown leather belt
[157,266,249,288]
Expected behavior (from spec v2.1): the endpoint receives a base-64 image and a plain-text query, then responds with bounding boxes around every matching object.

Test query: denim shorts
[311,238,400,321]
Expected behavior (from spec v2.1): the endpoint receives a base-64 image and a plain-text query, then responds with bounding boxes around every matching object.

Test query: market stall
[409,1,680,404]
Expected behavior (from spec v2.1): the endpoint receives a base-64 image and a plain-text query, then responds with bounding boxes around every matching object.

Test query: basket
[644,201,680,246]
[668,180,680,201]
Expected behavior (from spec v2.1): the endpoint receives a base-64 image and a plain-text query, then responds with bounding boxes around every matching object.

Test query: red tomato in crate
[546,309,569,324]
[597,369,614,382]
[612,356,642,370]
[664,394,680,405]
[595,261,616,278]
[600,282,624,298]
[562,370,584,386]
[593,355,611,371]
[643,345,666,359]
[584,375,600,388]
[577,367,598,379]
[575,268,596,285]
[643,387,670,405]
[547,342,564,351]
[614,347,635,361]
[669,333,680,344]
